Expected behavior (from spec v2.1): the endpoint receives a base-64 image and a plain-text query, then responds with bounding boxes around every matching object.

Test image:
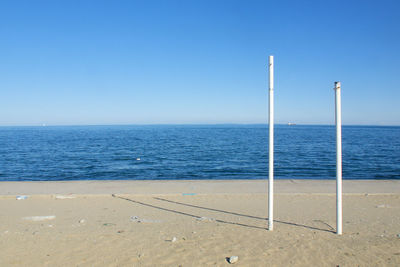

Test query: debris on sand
[23,216,56,221]
[54,195,76,199]
[130,216,160,223]
[196,216,215,222]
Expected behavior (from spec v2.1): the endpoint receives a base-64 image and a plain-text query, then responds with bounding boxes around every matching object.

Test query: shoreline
[1,179,399,196]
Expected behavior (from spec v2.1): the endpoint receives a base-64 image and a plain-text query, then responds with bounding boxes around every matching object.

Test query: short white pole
[334,81,342,235]
[268,55,274,231]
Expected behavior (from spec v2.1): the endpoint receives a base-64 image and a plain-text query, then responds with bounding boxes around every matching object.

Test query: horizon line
[0,123,399,127]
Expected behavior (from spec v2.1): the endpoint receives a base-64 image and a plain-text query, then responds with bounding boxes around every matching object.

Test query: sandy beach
[0,179,399,266]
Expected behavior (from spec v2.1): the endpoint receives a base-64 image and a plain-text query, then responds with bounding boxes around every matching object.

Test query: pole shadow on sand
[112,195,334,233]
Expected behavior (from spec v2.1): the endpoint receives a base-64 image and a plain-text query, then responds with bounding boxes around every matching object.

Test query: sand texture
[0,180,399,266]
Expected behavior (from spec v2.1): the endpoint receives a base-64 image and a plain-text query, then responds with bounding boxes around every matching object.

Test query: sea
[0,125,399,181]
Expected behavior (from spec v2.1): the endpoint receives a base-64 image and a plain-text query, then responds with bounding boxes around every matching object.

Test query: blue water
[0,125,399,181]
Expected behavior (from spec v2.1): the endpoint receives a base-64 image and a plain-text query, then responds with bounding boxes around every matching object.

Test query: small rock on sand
[171,237,177,242]
[79,219,86,224]
[227,256,238,264]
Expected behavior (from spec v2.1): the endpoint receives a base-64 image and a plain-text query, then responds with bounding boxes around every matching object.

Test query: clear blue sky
[0,0,399,126]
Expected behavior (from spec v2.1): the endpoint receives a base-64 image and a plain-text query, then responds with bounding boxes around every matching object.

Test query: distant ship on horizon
[287,122,296,126]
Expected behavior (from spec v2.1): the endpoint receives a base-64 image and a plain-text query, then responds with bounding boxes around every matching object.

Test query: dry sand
[0,180,399,266]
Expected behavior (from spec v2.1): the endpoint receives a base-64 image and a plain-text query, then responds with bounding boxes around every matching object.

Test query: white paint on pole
[334,81,343,235]
[268,55,274,231]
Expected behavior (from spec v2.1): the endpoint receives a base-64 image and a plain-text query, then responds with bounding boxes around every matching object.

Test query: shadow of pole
[112,194,267,230]
[154,197,266,220]
[153,197,335,233]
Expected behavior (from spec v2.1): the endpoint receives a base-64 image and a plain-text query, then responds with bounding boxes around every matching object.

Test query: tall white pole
[334,81,342,235]
[268,55,274,231]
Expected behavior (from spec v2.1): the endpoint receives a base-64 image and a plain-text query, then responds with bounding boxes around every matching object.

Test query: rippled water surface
[0,125,399,181]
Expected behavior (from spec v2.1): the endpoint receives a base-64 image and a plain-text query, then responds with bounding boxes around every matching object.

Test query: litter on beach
[54,195,76,199]
[182,193,196,196]
[23,216,56,221]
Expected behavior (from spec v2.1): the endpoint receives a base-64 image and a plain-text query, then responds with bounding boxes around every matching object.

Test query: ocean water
[0,125,399,181]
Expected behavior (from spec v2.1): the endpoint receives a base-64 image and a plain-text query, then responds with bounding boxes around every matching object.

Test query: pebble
[79,219,86,224]
[228,256,239,264]
[171,237,177,242]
